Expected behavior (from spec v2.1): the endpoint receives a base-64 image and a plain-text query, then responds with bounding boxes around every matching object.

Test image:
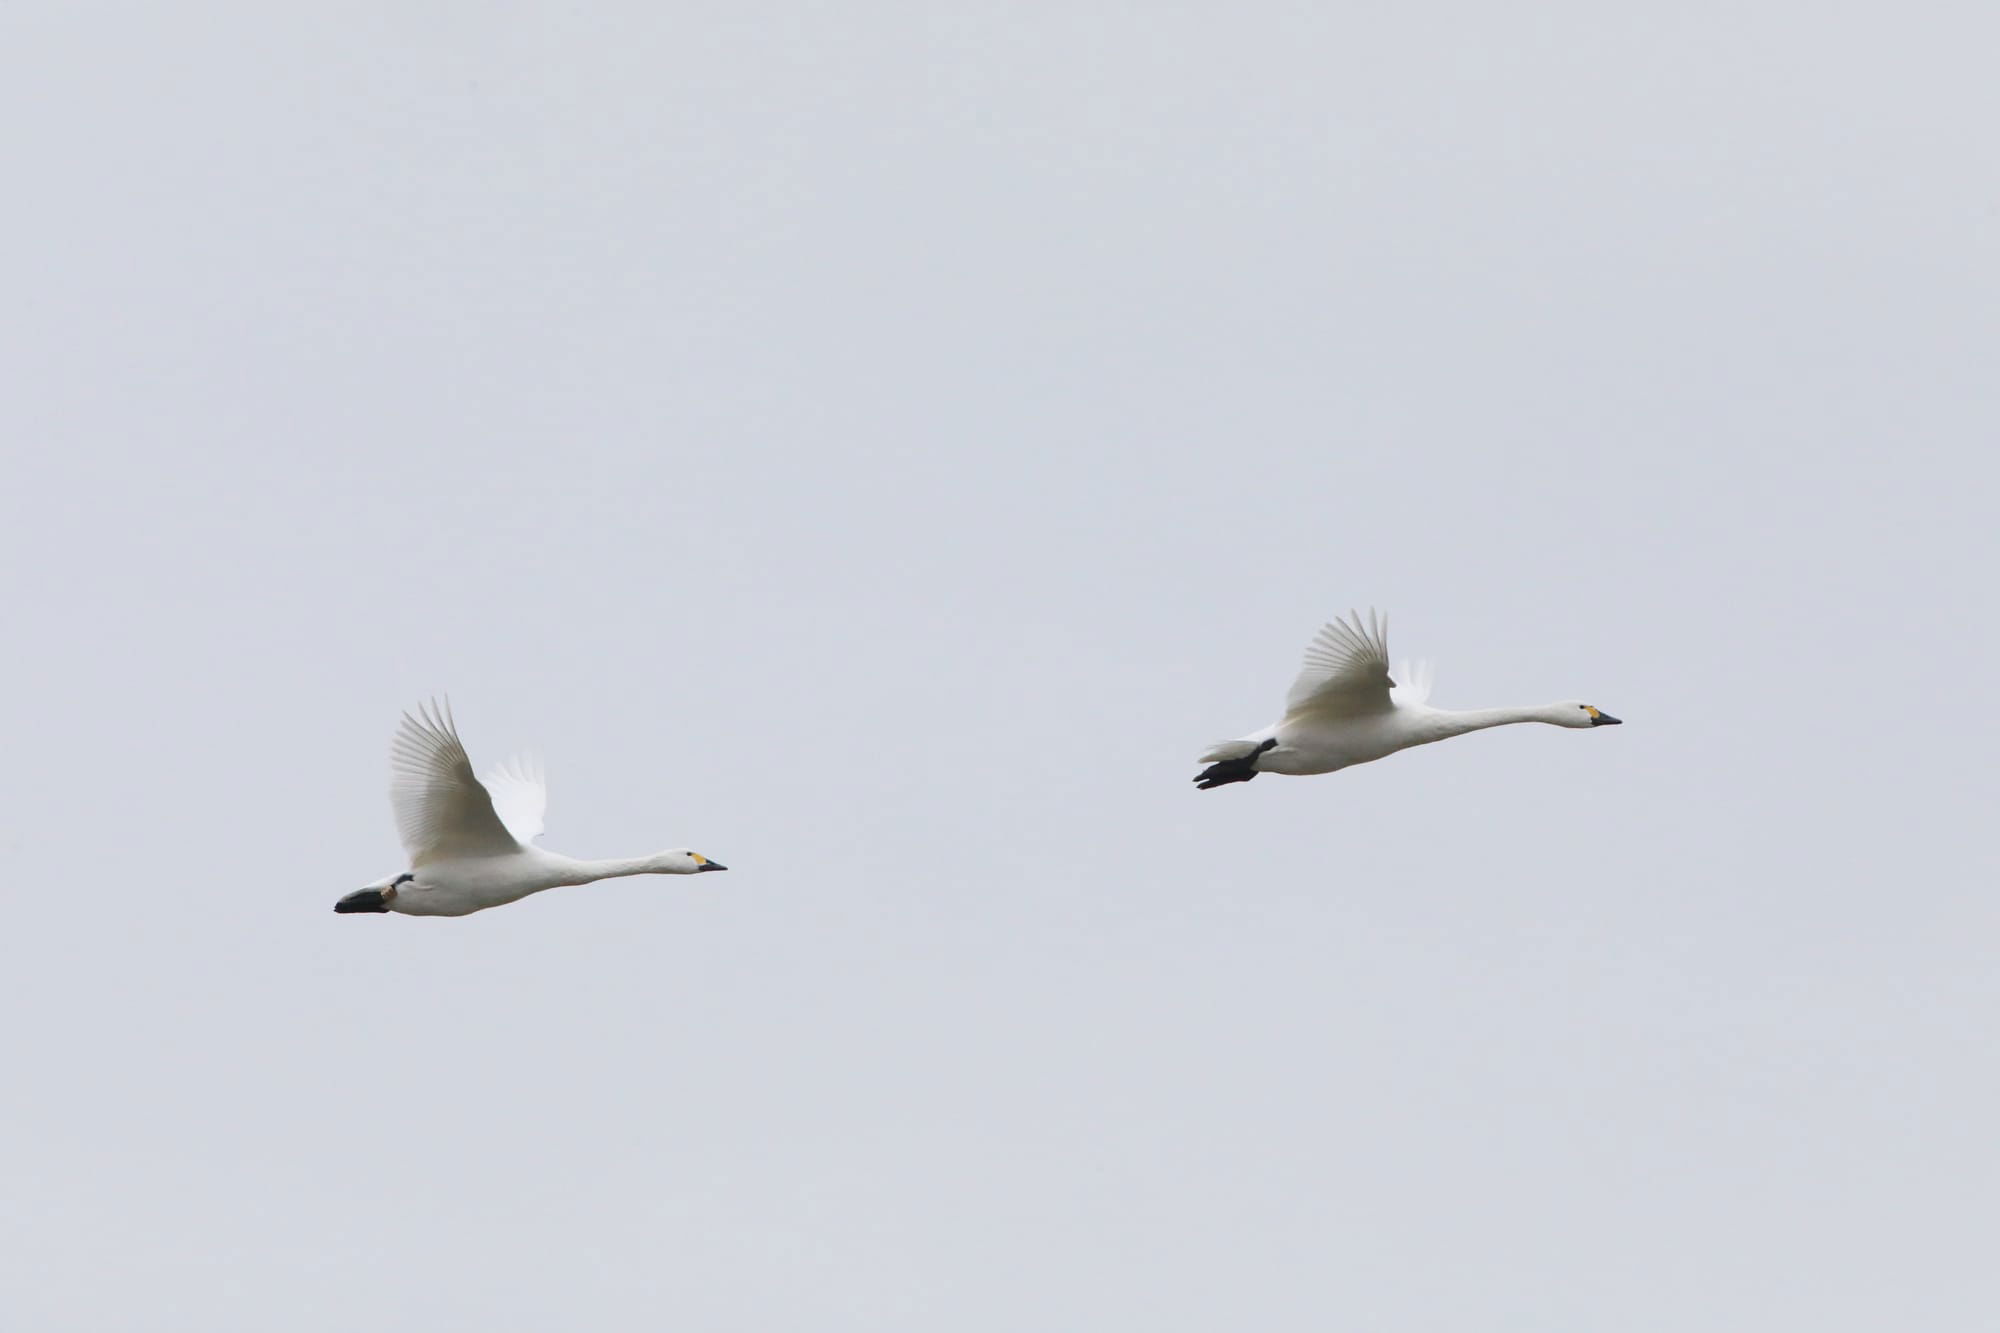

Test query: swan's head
[662,849,728,875]
[1550,701,1622,729]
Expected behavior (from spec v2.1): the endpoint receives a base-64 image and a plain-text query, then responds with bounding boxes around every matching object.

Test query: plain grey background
[3,3,1995,1328]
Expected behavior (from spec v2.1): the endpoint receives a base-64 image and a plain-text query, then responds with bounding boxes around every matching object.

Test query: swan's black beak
[695,860,728,872]
[1589,710,1622,726]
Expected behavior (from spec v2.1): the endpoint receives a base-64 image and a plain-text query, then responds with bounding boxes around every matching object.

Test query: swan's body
[337,700,725,917]
[1195,610,1620,790]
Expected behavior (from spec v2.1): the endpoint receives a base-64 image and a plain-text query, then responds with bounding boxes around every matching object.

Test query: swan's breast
[1271,712,1419,773]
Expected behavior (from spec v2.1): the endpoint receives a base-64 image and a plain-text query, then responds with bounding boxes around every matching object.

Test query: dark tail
[1193,739,1277,791]
[334,888,391,914]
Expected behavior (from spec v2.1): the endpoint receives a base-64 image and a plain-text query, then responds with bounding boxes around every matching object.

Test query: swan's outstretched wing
[1390,658,1434,707]
[1283,609,1396,719]
[483,752,547,845]
[389,699,521,865]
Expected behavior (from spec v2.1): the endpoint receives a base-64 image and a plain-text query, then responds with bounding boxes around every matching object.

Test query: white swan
[336,699,726,917]
[1194,610,1621,790]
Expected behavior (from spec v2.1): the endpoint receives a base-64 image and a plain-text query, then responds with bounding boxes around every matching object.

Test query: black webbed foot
[1193,739,1278,791]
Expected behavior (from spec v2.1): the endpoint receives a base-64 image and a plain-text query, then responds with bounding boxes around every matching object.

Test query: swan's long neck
[1419,705,1552,742]
[542,852,678,886]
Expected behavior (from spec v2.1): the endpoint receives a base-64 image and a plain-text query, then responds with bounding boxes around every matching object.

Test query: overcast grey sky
[3,2,1996,1328]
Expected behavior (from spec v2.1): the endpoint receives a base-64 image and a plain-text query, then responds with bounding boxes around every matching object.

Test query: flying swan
[336,699,727,917]
[1194,610,1621,790]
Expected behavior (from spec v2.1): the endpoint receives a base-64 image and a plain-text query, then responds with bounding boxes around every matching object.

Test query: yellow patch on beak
[690,853,708,866]
[1585,706,1602,720]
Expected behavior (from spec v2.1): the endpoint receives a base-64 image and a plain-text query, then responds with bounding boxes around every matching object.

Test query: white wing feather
[1283,609,1396,719]
[1390,658,1435,707]
[388,698,521,866]
[483,752,548,845]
